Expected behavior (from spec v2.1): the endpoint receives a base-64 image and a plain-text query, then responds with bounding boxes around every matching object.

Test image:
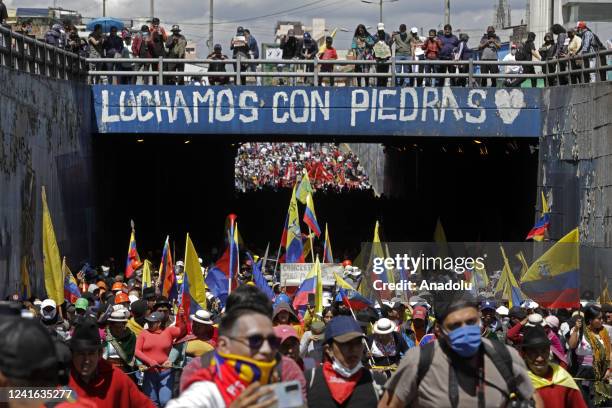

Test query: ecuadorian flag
[293,256,323,316]
[303,194,321,238]
[526,192,550,241]
[521,228,580,308]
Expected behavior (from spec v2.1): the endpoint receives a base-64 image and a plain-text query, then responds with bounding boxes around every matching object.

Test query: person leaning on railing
[551,24,569,85]
[131,25,153,85]
[166,25,187,85]
[88,24,105,84]
[351,24,375,87]
[207,43,230,85]
[567,28,583,85]
[539,33,557,87]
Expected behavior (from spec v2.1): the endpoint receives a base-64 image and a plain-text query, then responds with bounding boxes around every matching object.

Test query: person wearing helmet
[207,43,229,85]
[115,292,131,309]
[300,31,318,85]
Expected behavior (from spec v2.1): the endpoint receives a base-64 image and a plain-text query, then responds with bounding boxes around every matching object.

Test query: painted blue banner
[93,85,542,137]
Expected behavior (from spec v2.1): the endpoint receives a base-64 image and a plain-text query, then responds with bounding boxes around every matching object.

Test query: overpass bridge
[0,27,611,298]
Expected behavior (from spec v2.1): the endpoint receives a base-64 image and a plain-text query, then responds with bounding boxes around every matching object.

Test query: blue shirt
[439,34,459,59]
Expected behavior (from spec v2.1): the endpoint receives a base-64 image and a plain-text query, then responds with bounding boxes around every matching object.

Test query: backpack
[416,340,523,405]
[515,42,528,61]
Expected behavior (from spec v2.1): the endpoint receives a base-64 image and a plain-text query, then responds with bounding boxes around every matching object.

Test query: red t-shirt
[135,325,182,367]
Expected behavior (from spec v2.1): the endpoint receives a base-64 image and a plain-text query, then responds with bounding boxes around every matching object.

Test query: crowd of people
[2,255,610,408]
[5,12,609,87]
[235,143,371,192]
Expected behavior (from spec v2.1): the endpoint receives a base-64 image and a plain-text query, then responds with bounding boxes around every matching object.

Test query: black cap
[152,17,160,24]
[521,326,551,349]
[154,296,171,310]
[0,317,59,384]
[143,286,156,300]
[509,306,527,320]
[214,43,222,50]
[69,317,102,352]
[130,299,148,318]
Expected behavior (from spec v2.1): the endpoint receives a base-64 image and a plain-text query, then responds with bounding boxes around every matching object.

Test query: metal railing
[84,50,612,87]
[2,24,611,86]
[0,25,87,81]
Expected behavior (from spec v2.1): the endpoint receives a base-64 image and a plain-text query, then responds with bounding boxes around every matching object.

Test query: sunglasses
[229,334,281,350]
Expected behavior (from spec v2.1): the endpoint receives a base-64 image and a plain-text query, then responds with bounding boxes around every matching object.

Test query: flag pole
[308,227,316,263]
[236,222,240,289]
[343,291,376,367]
[228,228,233,296]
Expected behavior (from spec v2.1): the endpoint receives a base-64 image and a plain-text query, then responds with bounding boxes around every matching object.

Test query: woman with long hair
[569,305,612,406]
[351,24,374,87]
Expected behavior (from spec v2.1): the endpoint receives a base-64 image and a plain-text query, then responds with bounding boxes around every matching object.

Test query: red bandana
[322,361,363,405]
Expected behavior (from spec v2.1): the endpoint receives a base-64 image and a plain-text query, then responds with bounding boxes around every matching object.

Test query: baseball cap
[480,300,496,311]
[325,316,365,344]
[75,298,89,311]
[377,23,385,31]
[145,311,164,323]
[412,306,427,320]
[410,27,418,34]
[274,325,299,344]
[310,321,326,341]
[496,305,509,316]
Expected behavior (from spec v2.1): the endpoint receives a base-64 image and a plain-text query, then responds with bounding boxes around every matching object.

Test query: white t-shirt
[503,53,522,74]
[166,381,225,408]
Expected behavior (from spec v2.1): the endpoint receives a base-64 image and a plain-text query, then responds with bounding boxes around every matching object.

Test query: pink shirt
[135,326,182,367]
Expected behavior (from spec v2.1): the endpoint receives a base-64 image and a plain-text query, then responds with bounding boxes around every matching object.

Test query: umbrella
[86,17,125,33]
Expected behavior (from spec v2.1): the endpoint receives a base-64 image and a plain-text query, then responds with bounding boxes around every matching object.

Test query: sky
[6,0,535,55]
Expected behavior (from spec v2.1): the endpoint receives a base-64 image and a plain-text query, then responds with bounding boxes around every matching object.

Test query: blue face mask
[446,324,482,357]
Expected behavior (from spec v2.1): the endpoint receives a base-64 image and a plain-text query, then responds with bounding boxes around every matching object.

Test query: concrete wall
[0,66,94,299]
[539,82,612,293]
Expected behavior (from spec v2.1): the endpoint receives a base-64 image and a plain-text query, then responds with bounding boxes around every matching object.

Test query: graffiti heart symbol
[495,89,526,125]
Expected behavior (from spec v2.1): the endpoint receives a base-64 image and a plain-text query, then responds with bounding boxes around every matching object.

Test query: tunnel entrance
[93,135,539,265]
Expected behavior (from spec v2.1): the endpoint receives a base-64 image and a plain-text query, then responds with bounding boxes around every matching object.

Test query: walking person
[351,24,375,87]
[478,26,501,87]
[135,309,187,406]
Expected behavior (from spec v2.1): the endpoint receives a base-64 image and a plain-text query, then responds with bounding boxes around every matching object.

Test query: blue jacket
[439,34,459,59]
[248,35,259,59]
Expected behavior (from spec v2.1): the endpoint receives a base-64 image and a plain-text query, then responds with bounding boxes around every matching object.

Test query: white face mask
[332,358,363,378]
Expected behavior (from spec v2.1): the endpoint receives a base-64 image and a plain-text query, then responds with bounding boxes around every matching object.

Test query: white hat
[88,284,99,293]
[377,23,385,31]
[526,313,545,327]
[191,310,214,325]
[40,299,57,320]
[108,308,129,322]
[176,261,184,267]
[128,294,139,304]
[544,315,559,329]
[410,27,418,34]
[198,258,203,264]
[33,299,42,306]
[496,306,509,316]
[350,267,362,277]
[101,265,110,272]
[373,318,396,335]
